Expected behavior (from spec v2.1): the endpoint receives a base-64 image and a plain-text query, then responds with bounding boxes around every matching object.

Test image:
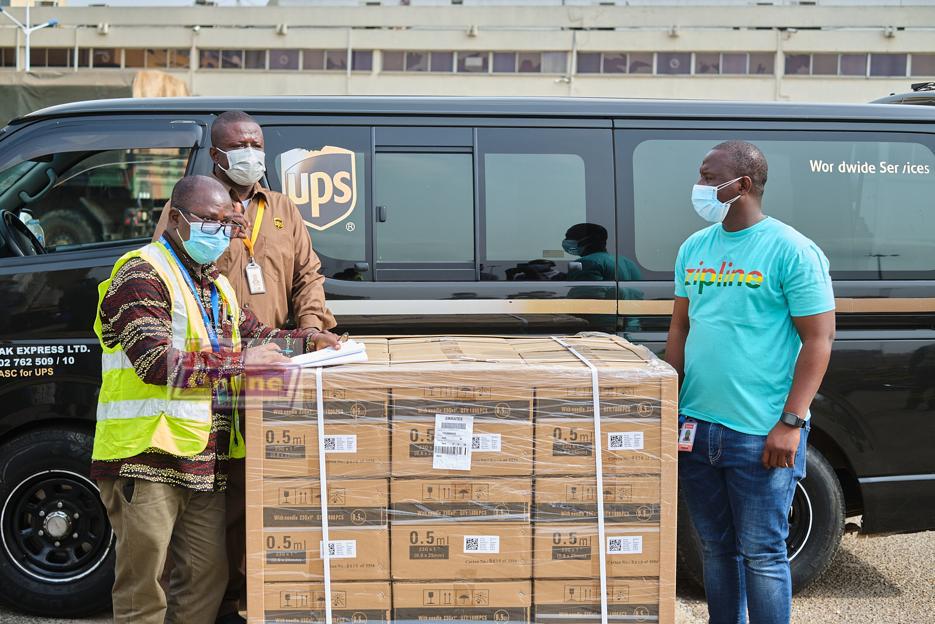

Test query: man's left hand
[761,422,801,469]
[312,330,341,351]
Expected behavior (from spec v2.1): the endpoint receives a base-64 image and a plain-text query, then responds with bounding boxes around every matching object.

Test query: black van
[0,97,933,617]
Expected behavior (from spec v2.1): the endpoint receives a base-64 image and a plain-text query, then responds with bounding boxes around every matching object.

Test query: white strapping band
[551,336,609,624]
[315,366,333,624]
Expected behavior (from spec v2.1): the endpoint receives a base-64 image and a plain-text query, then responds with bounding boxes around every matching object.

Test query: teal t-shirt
[674,217,835,435]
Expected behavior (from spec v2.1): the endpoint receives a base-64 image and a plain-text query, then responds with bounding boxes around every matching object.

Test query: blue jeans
[678,418,808,624]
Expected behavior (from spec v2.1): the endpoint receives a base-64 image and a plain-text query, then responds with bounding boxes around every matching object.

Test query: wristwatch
[779,411,807,428]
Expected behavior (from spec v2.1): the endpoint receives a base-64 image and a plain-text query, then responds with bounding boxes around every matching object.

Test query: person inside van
[666,140,835,624]
[562,222,641,283]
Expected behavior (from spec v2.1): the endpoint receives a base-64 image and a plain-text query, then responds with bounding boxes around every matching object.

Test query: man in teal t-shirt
[666,141,835,624]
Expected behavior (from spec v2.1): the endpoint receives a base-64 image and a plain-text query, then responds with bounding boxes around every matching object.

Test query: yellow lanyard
[242,198,266,259]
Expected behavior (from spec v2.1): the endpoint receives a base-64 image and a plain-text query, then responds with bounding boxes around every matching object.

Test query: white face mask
[217,146,266,186]
[691,177,742,223]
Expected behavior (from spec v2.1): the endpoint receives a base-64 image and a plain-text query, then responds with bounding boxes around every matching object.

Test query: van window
[373,152,474,265]
[623,132,935,279]
[265,126,369,280]
[0,147,189,252]
[478,128,619,281]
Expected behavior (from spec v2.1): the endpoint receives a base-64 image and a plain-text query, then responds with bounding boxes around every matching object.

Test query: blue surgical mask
[691,177,742,223]
[177,215,230,265]
[562,239,580,256]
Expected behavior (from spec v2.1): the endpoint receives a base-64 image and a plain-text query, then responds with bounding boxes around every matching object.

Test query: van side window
[0,147,189,253]
[264,125,369,280]
[624,132,935,279]
[477,128,621,282]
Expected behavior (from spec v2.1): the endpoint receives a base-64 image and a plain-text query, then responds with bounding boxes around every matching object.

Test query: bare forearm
[664,327,687,387]
[783,338,833,417]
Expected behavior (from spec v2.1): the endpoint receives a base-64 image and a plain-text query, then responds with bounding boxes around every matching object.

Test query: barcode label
[464,535,500,554]
[433,414,474,471]
[320,539,357,559]
[322,435,357,454]
[471,433,502,452]
[608,431,644,451]
[607,536,643,555]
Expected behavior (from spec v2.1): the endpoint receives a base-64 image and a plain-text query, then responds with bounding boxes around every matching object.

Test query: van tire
[40,209,98,248]
[0,427,114,617]
[676,445,845,594]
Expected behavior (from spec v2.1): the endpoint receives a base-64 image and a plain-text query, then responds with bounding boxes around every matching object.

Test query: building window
[657,52,690,75]
[271,49,300,71]
[576,52,601,74]
[382,51,404,71]
[352,50,373,71]
[199,49,220,69]
[749,53,774,75]
[628,53,653,74]
[493,52,516,73]
[912,54,935,76]
[870,53,907,77]
[695,53,719,74]
[430,51,453,72]
[840,53,867,76]
[303,49,325,71]
[92,48,120,68]
[221,50,243,69]
[170,49,189,70]
[785,54,810,75]
[405,51,427,71]
[457,51,488,73]
[516,52,540,73]
[124,48,146,68]
[245,50,266,70]
[721,53,747,74]
[325,50,347,71]
[541,52,567,74]
[0,48,15,68]
[811,54,837,76]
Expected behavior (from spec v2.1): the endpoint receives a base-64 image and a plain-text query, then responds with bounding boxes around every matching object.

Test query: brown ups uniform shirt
[153,176,336,331]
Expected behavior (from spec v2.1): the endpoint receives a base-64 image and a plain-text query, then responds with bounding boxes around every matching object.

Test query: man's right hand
[243,343,290,367]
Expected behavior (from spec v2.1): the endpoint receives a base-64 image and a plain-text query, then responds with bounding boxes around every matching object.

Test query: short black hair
[210,110,259,146]
[711,140,768,197]
[171,175,227,215]
[566,222,608,244]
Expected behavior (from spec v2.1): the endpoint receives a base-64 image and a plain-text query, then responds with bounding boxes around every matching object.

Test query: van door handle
[19,169,58,204]
[377,205,387,223]
[354,262,370,272]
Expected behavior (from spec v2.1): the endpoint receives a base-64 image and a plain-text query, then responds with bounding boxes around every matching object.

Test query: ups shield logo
[280,146,357,231]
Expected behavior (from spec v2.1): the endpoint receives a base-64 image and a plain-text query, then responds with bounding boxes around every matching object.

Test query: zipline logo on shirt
[684,261,764,294]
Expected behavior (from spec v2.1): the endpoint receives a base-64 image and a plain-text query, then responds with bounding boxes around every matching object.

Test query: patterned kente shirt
[90,237,319,492]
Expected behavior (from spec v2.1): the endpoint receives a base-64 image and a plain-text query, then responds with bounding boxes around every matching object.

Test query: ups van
[0,97,933,617]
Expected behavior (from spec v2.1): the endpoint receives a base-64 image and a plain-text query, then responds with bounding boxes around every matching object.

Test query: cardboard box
[250,479,390,582]
[391,478,531,524]
[391,385,534,477]
[533,578,659,624]
[533,476,660,524]
[533,523,660,578]
[250,581,391,624]
[260,478,388,528]
[534,383,664,475]
[392,580,531,623]
[258,388,389,478]
[391,522,532,581]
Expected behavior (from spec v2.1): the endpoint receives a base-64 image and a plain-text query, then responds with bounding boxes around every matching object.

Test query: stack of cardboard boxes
[246,335,676,624]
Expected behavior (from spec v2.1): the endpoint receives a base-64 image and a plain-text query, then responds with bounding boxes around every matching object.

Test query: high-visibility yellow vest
[91,241,246,461]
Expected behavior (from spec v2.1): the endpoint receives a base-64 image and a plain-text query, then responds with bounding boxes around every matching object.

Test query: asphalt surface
[1,531,932,623]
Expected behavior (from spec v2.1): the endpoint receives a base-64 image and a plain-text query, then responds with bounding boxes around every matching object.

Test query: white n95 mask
[691,177,742,223]
[218,147,266,186]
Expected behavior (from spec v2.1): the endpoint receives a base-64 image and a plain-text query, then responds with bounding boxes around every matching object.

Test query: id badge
[678,420,697,452]
[245,259,267,295]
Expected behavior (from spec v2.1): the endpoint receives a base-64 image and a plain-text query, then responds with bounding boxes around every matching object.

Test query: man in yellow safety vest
[90,175,337,624]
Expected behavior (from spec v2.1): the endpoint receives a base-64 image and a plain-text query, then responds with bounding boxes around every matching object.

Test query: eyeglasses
[176,208,239,238]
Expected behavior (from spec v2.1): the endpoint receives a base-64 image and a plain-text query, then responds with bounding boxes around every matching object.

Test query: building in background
[0,0,933,109]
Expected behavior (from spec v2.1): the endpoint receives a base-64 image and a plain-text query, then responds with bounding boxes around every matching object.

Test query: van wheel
[677,445,845,594]
[40,209,98,248]
[0,428,114,617]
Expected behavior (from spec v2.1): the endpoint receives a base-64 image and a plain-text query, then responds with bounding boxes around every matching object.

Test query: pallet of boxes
[246,334,677,624]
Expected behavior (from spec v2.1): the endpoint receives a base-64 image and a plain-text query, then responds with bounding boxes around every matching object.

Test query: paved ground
[1,531,932,623]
